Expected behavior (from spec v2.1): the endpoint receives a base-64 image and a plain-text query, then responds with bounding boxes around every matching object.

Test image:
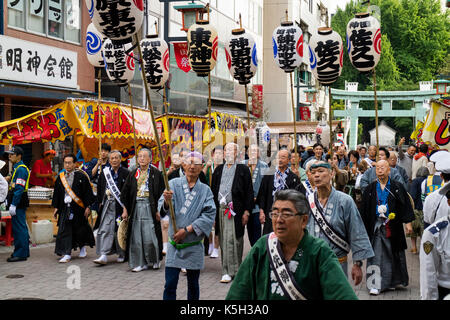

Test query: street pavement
[0,233,420,300]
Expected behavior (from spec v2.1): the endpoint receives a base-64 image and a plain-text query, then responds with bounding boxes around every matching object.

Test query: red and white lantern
[272,21,303,73]
[346,13,381,73]
[90,0,144,42]
[140,35,170,90]
[309,27,344,85]
[86,23,106,68]
[225,29,257,85]
[102,38,135,86]
[187,21,218,77]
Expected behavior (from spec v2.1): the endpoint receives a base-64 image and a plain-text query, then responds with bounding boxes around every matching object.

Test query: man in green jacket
[226,189,357,300]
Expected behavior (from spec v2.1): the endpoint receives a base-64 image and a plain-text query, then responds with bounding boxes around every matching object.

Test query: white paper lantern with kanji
[309,27,343,85]
[90,0,144,42]
[225,29,257,85]
[272,21,303,73]
[187,21,218,77]
[102,39,135,86]
[86,23,106,67]
[346,13,381,73]
[85,0,94,19]
[140,35,170,90]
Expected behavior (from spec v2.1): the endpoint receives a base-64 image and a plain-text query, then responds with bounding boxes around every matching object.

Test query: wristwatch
[353,260,363,267]
[184,226,189,233]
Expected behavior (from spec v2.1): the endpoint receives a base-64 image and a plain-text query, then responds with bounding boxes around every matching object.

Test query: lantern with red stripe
[140,35,170,90]
[90,0,144,42]
[272,21,303,73]
[346,13,381,73]
[225,29,257,85]
[187,20,218,77]
[308,27,344,85]
[102,38,135,86]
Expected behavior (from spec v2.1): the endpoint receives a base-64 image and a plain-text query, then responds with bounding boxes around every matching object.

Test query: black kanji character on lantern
[277,28,297,70]
[99,5,134,28]
[142,45,163,85]
[9,0,21,8]
[230,37,252,84]
[26,50,41,76]
[315,40,340,83]
[349,29,374,69]
[58,57,73,79]
[6,48,23,72]
[44,55,57,77]
[189,27,212,72]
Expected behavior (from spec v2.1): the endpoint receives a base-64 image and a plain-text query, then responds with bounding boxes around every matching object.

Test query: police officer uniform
[420,212,450,300]
[5,147,30,262]
[423,151,450,228]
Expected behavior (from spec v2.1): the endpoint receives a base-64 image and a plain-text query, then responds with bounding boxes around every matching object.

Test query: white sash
[307,192,350,253]
[267,232,307,300]
[302,180,314,196]
[103,167,125,208]
[179,178,197,215]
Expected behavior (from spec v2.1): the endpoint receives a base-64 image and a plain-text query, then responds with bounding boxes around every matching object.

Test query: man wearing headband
[306,161,374,287]
[360,160,414,296]
[158,151,216,300]
[29,149,57,187]
[211,142,254,284]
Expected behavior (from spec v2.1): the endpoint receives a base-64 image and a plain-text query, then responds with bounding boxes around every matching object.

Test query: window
[8,0,81,43]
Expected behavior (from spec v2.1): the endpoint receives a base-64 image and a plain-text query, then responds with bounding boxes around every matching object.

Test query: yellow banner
[422,100,450,151]
[410,121,424,140]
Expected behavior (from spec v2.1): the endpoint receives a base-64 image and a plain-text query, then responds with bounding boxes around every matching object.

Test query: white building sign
[0,35,78,89]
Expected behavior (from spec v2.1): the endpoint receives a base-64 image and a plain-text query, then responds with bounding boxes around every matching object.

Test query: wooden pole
[127,83,138,157]
[328,86,333,158]
[97,69,102,158]
[134,34,178,232]
[208,72,212,135]
[290,72,297,156]
[245,84,250,130]
[373,68,379,161]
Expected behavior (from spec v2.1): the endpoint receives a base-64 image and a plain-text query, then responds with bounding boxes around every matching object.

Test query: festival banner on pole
[421,100,450,151]
[173,42,191,73]
[252,84,263,119]
[0,98,156,145]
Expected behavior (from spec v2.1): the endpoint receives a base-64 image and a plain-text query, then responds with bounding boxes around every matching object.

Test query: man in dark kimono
[93,150,129,265]
[211,142,254,283]
[360,160,414,295]
[257,149,304,235]
[52,154,96,263]
[120,148,165,272]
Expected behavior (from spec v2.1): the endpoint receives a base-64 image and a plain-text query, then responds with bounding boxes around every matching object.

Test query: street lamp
[435,78,450,95]
[174,1,210,32]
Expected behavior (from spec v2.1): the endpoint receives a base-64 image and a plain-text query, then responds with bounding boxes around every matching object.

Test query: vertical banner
[422,100,450,150]
[299,106,311,121]
[173,41,191,73]
[251,84,263,118]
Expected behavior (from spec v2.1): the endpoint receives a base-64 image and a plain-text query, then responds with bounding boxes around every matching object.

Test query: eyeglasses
[269,211,302,220]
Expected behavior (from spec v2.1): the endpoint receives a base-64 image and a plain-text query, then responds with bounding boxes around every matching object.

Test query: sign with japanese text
[299,106,311,121]
[0,35,77,88]
[422,100,450,151]
[225,29,257,85]
[30,0,44,17]
[272,21,303,73]
[252,84,263,119]
[7,0,24,12]
[173,42,191,73]
[140,36,169,89]
[187,21,218,77]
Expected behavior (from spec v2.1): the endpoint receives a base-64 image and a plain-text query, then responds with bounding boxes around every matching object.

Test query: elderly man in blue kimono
[306,161,374,286]
[158,151,216,300]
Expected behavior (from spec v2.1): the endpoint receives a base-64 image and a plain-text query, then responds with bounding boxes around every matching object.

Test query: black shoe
[7,256,27,262]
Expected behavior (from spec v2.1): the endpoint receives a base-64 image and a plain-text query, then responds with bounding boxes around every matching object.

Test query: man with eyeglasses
[306,161,374,287]
[226,189,357,300]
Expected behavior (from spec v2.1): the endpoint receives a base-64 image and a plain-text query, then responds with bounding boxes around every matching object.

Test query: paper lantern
[316,121,330,147]
[86,23,106,68]
[187,21,218,77]
[102,39,135,86]
[140,35,169,90]
[85,0,94,19]
[225,29,257,85]
[272,21,303,73]
[309,27,343,85]
[346,13,381,73]
[90,0,144,42]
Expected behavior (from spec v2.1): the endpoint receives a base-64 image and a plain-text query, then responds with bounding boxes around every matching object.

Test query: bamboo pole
[290,72,297,156]
[328,86,333,158]
[245,84,251,130]
[127,83,138,157]
[373,68,379,161]
[134,34,178,233]
[208,72,212,135]
[97,69,102,158]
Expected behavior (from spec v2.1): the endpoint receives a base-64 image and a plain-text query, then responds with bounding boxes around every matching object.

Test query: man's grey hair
[273,189,309,215]
[278,148,291,159]
[225,142,239,153]
[109,150,122,158]
[416,166,430,178]
[306,159,320,172]
[138,148,152,159]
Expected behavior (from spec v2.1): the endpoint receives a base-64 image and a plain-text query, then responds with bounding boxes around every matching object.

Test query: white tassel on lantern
[187,21,218,77]
[140,35,170,90]
[102,39,135,86]
[225,29,257,85]
[346,12,381,73]
[309,27,343,86]
[272,21,303,73]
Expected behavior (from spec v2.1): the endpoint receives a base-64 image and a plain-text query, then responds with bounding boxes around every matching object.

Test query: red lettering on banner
[435,119,450,146]
[92,107,102,134]
[39,114,61,140]
[120,111,132,135]
[104,107,113,134]
[113,108,121,133]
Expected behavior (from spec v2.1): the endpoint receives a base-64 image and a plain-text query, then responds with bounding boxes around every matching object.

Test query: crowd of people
[2,137,450,300]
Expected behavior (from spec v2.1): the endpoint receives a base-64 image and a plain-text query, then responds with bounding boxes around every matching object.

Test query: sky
[326,0,353,14]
